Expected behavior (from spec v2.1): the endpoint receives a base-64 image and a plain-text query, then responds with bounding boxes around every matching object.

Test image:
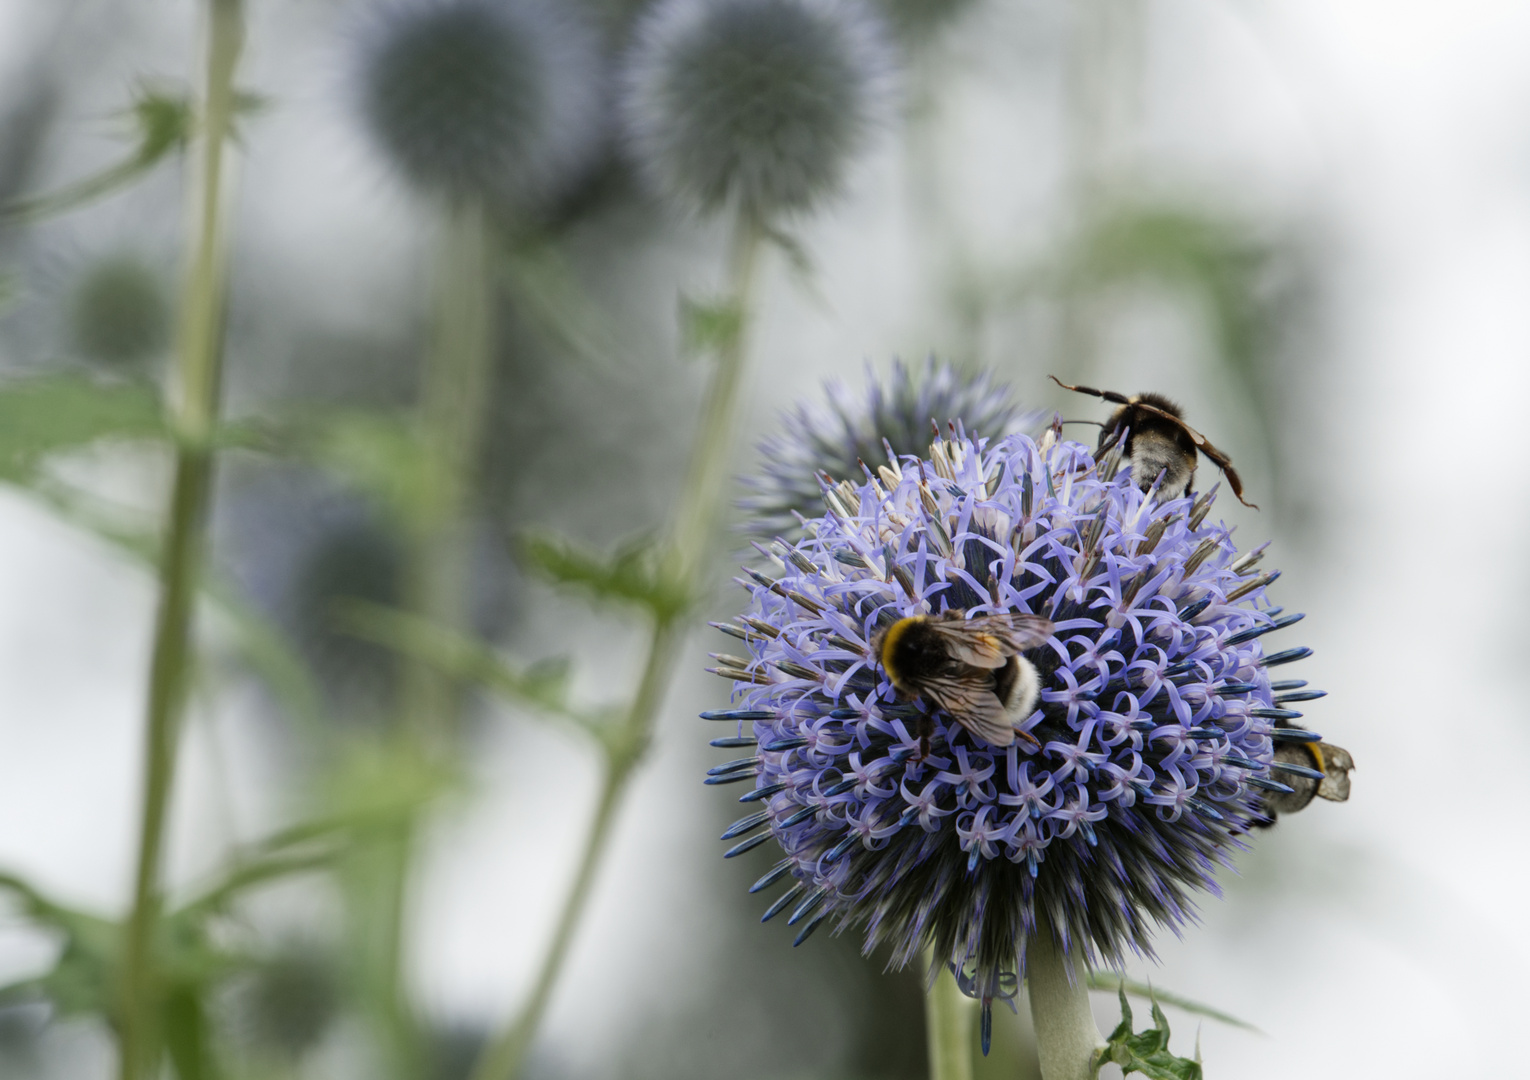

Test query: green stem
[925,957,976,1080]
[117,4,243,1080]
[1026,912,1105,1080]
[671,215,763,576]
[361,198,495,1080]
[1,157,154,226]
[467,214,764,1080]
[401,197,495,745]
[467,619,683,1080]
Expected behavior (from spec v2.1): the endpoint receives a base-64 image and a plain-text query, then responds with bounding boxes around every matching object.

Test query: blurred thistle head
[68,254,169,371]
[291,514,406,719]
[706,428,1333,1040]
[355,0,604,208]
[232,949,340,1060]
[741,357,1042,538]
[623,0,894,220]
[873,0,977,40]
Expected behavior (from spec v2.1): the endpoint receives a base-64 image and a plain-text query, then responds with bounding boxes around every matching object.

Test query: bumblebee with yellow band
[1256,736,1354,825]
[870,608,1055,754]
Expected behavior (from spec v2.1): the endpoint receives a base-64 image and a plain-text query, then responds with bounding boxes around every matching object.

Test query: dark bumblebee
[1255,736,1354,826]
[1049,375,1257,508]
[871,609,1054,751]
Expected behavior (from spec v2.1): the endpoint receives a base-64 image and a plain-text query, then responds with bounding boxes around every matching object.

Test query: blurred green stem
[1026,912,1104,1080]
[925,956,975,1080]
[364,197,495,1079]
[469,215,764,1080]
[117,4,243,1080]
[402,196,494,745]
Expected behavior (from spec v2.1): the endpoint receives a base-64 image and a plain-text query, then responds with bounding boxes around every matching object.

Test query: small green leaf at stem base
[1096,985,1203,1080]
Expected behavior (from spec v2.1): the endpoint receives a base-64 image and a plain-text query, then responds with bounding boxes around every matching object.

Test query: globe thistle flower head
[740,357,1044,538]
[68,255,170,370]
[706,428,1323,1039]
[623,0,894,220]
[355,0,604,208]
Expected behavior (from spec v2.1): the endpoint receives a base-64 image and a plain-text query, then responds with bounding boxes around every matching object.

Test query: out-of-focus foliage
[1,87,192,225]
[0,374,163,480]
[517,531,692,622]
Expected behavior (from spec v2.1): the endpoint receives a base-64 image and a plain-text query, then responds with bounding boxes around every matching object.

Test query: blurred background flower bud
[873,0,976,42]
[355,0,605,209]
[67,254,169,372]
[227,948,341,1062]
[622,0,894,220]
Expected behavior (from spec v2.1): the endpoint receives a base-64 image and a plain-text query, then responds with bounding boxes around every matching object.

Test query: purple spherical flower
[740,357,1044,538]
[705,425,1325,1042]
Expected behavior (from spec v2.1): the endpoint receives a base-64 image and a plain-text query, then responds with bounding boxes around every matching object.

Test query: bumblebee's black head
[878,617,950,687]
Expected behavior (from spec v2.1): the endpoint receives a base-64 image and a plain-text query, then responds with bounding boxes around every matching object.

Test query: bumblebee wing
[923,621,1007,668]
[927,614,1054,666]
[990,612,1055,650]
[920,673,1016,747]
[1314,742,1354,803]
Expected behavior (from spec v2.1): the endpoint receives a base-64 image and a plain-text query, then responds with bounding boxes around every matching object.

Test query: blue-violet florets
[705,427,1322,1034]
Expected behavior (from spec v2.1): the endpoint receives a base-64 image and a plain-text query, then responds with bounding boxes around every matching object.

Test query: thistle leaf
[517,531,691,621]
[1096,984,1204,1080]
[0,375,165,479]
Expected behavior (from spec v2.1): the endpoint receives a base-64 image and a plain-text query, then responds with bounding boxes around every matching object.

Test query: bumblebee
[1254,737,1354,827]
[1049,375,1257,508]
[870,609,1055,751]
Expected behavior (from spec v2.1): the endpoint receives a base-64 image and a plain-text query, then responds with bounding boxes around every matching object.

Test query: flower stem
[402,196,494,745]
[467,213,764,1080]
[363,197,496,1080]
[925,959,976,1080]
[1026,913,1105,1080]
[671,214,763,575]
[117,3,243,1079]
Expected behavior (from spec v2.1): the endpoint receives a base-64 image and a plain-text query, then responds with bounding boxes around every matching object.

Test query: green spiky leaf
[306,412,448,530]
[1097,985,1204,1080]
[0,376,166,479]
[1087,972,1259,1032]
[517,532,691,622]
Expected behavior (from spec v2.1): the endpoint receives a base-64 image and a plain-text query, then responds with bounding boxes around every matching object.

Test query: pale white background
[0,1,1526,1078]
